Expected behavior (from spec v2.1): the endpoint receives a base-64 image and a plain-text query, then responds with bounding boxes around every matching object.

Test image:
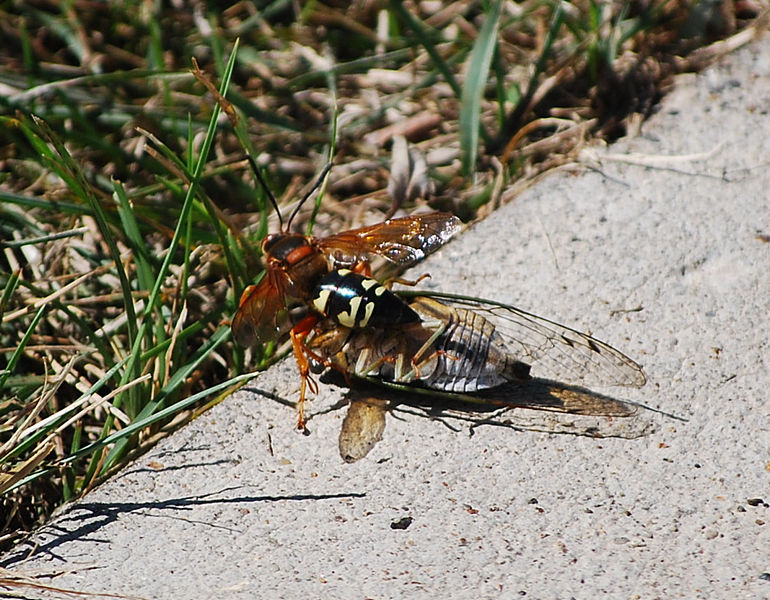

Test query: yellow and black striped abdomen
[313,270,420,329]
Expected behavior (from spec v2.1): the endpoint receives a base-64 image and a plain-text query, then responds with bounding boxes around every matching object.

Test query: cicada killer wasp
[230,163,462,430]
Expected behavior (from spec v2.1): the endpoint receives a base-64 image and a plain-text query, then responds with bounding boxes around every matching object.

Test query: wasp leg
[349,261,372,277]
[290,315,320,431]
[382,273,431,290]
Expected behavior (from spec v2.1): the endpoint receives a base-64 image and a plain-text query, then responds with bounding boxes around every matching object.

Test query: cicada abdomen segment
[404,297,531,391]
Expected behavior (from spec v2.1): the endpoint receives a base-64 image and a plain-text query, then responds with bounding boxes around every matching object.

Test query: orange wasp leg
[383,272,431,289]
[349,261,372,277]
[290,314,320,431]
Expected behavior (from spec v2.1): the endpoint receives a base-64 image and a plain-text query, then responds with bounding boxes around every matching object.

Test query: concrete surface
[3,38,770,600]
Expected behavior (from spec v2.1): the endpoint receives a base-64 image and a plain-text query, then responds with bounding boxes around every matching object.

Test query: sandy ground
[2,37,769,600]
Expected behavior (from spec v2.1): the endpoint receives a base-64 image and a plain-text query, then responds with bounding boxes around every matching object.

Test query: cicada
[231,165,462,429]
[307,285,646,392]
[302,278,647,459]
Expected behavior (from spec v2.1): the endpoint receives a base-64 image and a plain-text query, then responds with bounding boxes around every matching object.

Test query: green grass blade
[0,268,22,324]
[100,324,232,472]
[389,0,462,98]
[113,181,156,292]
[0,187,93,216]
[0,304,46,392]
[460,0,503,177]
[0,357,130,467]
[77,336,243,470]
[306,60,339,235]
[27,116,140,349]
[98,41,241,472]
[4,368,257,496]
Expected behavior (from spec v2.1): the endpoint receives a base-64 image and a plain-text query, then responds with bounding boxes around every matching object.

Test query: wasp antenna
[246,155,284,230]
[285,162,333,229]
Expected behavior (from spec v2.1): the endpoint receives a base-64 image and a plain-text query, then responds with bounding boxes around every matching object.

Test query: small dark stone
[747,498,765,507]
[390,516,413,530]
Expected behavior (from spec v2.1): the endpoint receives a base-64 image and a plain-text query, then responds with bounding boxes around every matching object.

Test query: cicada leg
[402,318,452,381]
[358,320,449,384]
[305,326,356,385]
[410,318,447,364]
[353,344,393,378]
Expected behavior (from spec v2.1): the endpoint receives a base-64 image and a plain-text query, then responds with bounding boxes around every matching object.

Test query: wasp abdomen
[313,270,420,329]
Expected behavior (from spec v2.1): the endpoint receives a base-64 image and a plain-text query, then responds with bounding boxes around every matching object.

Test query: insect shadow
[312,371,680,463]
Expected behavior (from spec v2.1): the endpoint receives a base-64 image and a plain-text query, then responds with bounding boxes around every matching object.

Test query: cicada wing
[338,397,388,463]
[476,379,639,416]
[317,212,461,268]
[231,273,292,347]
[401,292,646,389]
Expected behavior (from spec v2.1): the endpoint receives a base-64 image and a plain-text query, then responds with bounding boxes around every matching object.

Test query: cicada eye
[309,358,325,374]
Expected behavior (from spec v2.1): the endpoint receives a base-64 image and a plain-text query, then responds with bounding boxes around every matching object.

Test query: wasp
[230,164,462,430]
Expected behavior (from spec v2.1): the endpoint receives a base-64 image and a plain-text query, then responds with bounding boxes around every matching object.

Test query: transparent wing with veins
[231,271,292,348]
[401,291,647,389]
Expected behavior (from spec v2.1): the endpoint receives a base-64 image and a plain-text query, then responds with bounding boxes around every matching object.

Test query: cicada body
[306,289,646,396]
[305,283,648,462]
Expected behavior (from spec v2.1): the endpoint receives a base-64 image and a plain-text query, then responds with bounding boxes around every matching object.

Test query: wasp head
[263,232,328,299]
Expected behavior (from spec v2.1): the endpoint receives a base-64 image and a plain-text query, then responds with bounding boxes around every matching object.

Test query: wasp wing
[231,272,292,347]
[399,291,646,388]
[317,212,461,268]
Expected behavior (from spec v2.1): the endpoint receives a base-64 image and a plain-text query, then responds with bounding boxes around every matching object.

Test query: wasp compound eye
[264,235,313,265]
[262,233,281,253]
